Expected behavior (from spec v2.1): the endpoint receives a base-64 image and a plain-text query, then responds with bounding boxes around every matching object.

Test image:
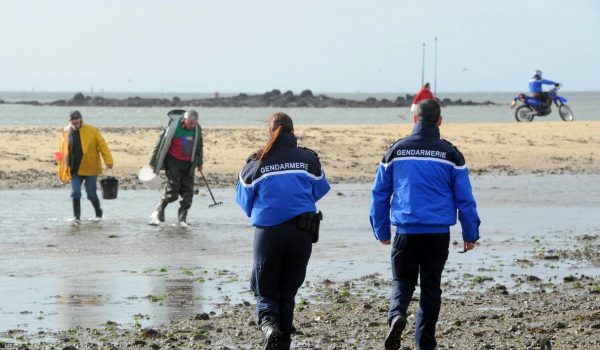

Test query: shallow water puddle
[0,174,599,335]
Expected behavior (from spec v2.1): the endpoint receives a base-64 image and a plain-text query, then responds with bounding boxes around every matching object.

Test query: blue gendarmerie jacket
[370,121,480,242]
[236,133,330,227]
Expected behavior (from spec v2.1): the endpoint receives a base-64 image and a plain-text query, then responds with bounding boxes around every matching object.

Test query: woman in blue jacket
[236,112,330,350]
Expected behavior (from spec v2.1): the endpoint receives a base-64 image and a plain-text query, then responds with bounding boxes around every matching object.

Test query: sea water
[0,92,598,126]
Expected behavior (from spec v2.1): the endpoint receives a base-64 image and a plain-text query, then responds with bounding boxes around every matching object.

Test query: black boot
[280,337,291,350]
[156,200,168,222]
[178,207,188,225]
[149,200,168,225]
[384,315,406,350]
[73,199,81,221]
[260,318,283,350]
[90,198,103,219]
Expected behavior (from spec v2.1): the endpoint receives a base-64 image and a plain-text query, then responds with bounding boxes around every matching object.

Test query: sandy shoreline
[0,121,598,189]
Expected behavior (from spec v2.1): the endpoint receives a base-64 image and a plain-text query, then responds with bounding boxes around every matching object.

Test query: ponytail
[257,112,294,161]
[259,126,283,161]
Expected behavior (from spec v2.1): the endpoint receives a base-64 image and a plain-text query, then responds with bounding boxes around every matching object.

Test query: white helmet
[533,70,543,79]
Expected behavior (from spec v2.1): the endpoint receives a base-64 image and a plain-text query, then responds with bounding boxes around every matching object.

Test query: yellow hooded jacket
[57,124,113,182]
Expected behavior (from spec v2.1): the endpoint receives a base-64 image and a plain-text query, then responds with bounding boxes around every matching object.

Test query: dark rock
[554,321,567,329]
[299,89,313,98]
[543,254,560,260]
[539,337,552,350]
[9,90,497,108]
[195,312,210,320]
[139,328,162,338]
[526,275,542,282]
[563,275,577,282]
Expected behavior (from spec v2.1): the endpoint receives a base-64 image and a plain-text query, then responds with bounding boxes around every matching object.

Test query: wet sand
[1,121,600,349]
[8,277,600,350]
[2,244,599,349]
[1,175,599,348]
[0,121,599,189]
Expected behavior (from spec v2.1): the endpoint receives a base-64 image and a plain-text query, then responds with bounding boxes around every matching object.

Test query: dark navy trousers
[389,233,449,350]
[251,220,312,340]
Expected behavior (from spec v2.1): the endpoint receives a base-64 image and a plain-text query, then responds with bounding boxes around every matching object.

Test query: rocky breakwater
[12,90,496,108]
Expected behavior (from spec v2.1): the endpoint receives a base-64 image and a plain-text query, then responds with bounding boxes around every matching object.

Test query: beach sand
[0,121,598,189]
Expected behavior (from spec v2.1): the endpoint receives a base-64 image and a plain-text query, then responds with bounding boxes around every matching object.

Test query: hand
[463,241,476,252]
[380,239,391,245]
[197,165,203,172]
[106,164,113,169]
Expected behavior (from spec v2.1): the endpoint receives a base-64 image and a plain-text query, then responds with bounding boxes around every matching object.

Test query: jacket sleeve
[235,173,255,217]
[96,129,113,166]
[196,126,203,166]
[451,150,481,243]
[312,168,330,202]
[149,128,166,167]
[369,162,394,241]
[540,79,557,86]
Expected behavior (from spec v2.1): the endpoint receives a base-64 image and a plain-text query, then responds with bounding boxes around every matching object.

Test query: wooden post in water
[434,37,438,97]
[421,42,426,87]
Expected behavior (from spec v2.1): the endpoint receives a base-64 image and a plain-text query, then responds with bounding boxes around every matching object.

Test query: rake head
[209,201,223,208]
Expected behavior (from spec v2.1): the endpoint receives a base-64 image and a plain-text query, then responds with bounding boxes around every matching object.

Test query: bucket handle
[106,167,115,178]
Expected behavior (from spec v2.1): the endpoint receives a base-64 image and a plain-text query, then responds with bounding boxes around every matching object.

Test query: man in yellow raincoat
[57,111,113,221]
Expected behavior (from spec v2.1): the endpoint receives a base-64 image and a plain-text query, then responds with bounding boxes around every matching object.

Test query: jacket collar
[274,133,298,148]
[412,121,441,138]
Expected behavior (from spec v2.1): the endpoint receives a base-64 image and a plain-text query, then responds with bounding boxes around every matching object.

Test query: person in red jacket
[410,83,434,112]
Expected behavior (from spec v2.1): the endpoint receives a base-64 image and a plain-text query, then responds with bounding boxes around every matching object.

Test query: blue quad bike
[511,87,574,122]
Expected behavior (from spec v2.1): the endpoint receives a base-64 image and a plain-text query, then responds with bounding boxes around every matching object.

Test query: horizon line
[1,89,599,95]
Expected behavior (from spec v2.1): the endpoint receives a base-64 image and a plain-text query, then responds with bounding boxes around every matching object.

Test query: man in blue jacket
[370,99,480,350]
[529,69,560,109]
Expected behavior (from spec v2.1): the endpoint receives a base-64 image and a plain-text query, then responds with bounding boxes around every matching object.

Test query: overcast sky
[1,0,598,93]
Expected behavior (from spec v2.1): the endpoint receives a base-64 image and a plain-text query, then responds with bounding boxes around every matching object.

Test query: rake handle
[199,169,219,205]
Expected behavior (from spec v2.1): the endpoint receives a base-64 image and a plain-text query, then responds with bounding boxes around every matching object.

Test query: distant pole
[421,42,426,87]
[434,37,438,97]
